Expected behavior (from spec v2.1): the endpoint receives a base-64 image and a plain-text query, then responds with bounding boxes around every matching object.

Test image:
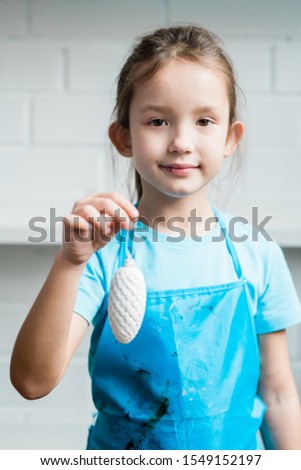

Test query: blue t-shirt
[74,210,301,368]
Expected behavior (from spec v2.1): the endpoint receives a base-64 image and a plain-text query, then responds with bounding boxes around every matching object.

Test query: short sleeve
[254,241,301,334]
[74,252,105,325]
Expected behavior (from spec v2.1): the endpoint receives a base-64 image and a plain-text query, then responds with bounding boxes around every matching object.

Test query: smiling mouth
[160,164,199,175]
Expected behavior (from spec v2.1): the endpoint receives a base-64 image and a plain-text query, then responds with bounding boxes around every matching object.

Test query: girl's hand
[60,192,139,267]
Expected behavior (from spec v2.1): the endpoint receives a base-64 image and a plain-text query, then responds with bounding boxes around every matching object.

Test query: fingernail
[131,208,139,217]
[105,225,112,236]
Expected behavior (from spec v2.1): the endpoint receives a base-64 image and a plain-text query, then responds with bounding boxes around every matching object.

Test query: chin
[162,189,199,199]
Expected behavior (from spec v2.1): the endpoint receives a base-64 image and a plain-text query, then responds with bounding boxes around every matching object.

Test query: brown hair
[112,24,240,201]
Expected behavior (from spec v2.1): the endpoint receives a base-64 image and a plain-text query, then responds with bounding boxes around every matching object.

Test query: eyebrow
[139,104,222,115]
[139,105,168,114]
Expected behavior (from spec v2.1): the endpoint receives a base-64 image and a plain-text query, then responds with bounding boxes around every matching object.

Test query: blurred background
[1,0,301,449]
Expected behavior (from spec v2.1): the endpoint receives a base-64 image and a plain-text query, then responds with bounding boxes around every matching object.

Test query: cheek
[132,131,164,155]
[207,130,230,155]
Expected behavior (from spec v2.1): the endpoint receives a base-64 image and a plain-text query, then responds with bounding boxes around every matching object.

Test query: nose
[167,125,194,155]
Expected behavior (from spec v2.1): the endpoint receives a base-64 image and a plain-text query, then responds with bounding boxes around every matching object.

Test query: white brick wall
[31,0,166,38]
[225,40,272,93]
[33,96,113,145]
[0,0,27,37]
[69,40,132,93]
[0,41,61,91]
[247,96,301,148]
[0,96,28,144]
[1,0,301,450]
[169,0,301,37]
[276,41,301,92]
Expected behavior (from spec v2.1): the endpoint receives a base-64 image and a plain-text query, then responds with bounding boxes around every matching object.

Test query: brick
[246,96,301,148]
[0,96,27,143]
[0,147,108,197]
[276,41,301,92]
[0,0,27,37]
[225,40,272,93]
[69,40,132,93]
[242,147,301,200]
[0,41,61,92]
[169,0,301,38]
[31,0,166,38]
[0,144,117,241]
[33,96,113,145]
[0,145,124,243]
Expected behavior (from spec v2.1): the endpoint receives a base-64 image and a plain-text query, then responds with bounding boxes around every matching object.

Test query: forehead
[131,59,229,112]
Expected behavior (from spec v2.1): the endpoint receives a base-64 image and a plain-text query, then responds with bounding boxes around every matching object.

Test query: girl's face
[113,59,243,204]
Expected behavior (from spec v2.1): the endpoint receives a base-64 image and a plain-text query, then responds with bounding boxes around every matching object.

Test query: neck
[137,191,216,237]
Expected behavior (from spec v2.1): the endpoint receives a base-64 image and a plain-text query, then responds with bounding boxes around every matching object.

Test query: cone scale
[108,256,147,344]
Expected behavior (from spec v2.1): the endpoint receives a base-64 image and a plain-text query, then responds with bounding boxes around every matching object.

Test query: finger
[85,192,139,221]
[72,204,110,238]
[77,197,137,232]
[71,204,126,243]
[63,214,93,243]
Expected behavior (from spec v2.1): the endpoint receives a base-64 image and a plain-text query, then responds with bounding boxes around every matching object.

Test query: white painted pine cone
[108,256,147,344]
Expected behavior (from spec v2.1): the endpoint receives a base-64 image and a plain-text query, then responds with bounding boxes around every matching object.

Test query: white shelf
[223,198,301,248]
[0,197,72,245]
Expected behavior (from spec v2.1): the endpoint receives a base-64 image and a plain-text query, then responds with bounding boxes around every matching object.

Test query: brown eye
[149,119,167,126]
[197,119,212,127]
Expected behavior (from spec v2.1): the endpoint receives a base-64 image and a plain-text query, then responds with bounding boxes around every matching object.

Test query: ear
[224,121,244,157]
[108,122,132,157]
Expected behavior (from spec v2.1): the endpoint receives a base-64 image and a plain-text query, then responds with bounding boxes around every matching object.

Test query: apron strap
[117,201,139,268]
[213,207,243,280]
[117,228,135,268]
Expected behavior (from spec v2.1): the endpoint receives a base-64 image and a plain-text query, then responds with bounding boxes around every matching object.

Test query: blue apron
[87,209,265,450]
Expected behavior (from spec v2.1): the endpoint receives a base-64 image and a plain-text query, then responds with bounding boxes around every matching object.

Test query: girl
[10,25,301,450]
